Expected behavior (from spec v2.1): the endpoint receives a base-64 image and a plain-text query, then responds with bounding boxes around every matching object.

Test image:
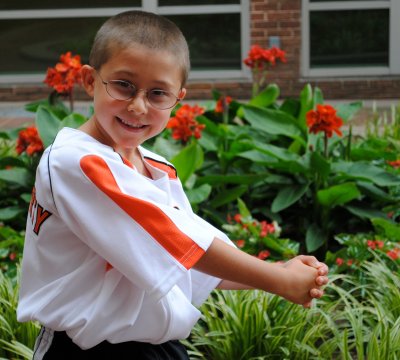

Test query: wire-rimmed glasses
[96,71,181,110]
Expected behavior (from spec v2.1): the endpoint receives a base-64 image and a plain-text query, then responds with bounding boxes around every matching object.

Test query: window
[302,0,400,77]
[0,0,250,83]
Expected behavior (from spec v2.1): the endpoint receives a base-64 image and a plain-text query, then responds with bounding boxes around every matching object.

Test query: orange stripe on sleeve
[80,155,204,269]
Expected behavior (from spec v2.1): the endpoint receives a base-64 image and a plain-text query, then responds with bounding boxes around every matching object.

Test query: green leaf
[59,113,87,130]
[336,101,363,122]
[196,173,269,186]
[170,142,203,184]
[210,185,248,208]
[306,223,326,252]
[186,184,212,205]
[237,198,251,218]
[35,106,61,147]
[345,205,387,220]
[313,86,324,106]
[271,183,309,212]
[333,161,400,187]
[242,105,305,144]
[298,84,313,129]
[0,206,23,220]
[317,182,361,207]
[248,83,280,108]
[0,168,30,187]
[371,218,400,241]
[152,137,181,160]
[310,151,331,182]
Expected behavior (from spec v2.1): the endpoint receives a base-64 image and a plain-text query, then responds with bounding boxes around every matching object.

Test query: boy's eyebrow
[109,70,176,89]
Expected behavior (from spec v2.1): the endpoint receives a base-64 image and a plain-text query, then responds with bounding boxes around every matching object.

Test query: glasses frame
[95,71,182,110]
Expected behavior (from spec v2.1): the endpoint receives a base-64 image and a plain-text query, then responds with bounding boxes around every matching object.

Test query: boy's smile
[80,44,186,163]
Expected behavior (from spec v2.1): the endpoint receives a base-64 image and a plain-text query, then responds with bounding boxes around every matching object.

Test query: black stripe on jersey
[143,156,178,178]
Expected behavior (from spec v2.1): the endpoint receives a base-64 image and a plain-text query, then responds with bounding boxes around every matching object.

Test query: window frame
[0,0,251,84]
[301,0,400,77]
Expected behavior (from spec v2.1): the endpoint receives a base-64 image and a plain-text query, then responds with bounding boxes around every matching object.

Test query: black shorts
[33,327,190,360]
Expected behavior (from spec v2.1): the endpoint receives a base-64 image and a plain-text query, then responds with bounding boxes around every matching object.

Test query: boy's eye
[112,80,134,90]
[150,89,168,97]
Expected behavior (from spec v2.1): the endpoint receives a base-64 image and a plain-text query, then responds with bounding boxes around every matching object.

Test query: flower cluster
[223,212,298,261]
[166,104,206,144]
[15,126,44,156]
[332,234,400,274]
[44,51,82,94]
[306,104,344,138]
[243,45,287,69]
[215,95,233,114]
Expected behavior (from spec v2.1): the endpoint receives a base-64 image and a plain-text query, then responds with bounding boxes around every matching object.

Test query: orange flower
[44,51,82,93]
[388,160,400,169]
[16,126,44,156]
[244,45,287,69]
[167,104,205,143]
[306,104,343,138]
[215,96,233,113]
[233,214,242,223]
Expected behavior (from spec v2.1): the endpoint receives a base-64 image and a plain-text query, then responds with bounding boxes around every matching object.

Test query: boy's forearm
[194,237,290,297]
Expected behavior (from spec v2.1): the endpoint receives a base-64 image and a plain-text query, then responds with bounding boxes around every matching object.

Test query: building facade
[0,0,399,101]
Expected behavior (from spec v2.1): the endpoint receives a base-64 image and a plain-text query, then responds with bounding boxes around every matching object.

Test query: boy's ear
[81,65,96,97]
[179,88,187,101]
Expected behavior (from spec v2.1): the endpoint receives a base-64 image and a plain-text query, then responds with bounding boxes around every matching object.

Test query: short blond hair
[89,10,190,86]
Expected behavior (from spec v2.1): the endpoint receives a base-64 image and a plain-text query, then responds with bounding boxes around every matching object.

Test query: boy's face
[81,44,186,151]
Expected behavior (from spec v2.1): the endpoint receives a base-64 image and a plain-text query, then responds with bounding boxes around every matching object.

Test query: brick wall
[1,1,399,102]
[248,0,400,101]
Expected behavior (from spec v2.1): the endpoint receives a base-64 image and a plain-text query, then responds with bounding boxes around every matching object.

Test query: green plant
[0,268,39,360]
[222,199,299,260]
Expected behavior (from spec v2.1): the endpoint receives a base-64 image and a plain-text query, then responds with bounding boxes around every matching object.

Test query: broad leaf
[0,168,30,187]
[59,113,87,129]
[243,105,305,144]
[210,185,248,208]
[345,205,387,220]
[35,106,61,147]
[271,183,309,212]
[371,218,400,241]
[237,198,251,219]
[170,142,204,184]
[306,223,327,252]
[248,83,280,108]
[336,101,363,122]
[0,206,23,220]
[333,161,400,187]
[186,184,212,205]
[317,182,360,207]
[298,84,313,129]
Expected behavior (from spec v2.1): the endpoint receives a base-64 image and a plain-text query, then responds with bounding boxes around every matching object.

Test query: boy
[17,10,328,359]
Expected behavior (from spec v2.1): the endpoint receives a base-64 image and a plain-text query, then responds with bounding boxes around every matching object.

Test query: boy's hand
[284,255,329,308]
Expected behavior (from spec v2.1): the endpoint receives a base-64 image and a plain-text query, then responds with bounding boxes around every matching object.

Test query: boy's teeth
[119,118,143,128]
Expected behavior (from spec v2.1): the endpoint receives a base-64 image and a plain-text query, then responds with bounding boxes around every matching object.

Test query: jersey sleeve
[49,146,216,301]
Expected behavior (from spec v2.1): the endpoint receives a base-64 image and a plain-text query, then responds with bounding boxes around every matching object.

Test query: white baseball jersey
[17,127,232,349]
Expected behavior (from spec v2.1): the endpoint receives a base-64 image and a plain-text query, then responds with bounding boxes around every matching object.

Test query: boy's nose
[127,90,148,114]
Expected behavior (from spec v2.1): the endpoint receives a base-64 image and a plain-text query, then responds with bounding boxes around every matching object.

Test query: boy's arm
[194,237,322,306]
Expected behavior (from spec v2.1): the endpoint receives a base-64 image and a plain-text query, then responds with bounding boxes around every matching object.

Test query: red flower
[215,96,233,113]
[44,51,82,93]
[347,259,354,266]
[388,160,400,169]
[16,126,44,156]
[387,248,400,260]
[259,220,275,237]
[306,104,343,138]
[243,45,287,69]
[166,104,205,143]
[236,239,245,248]
[367,240,376,250]
[233,214,242,223]
[367,239,385,250]
[257,250,270,260]
[9,252,16,261]
[335,257,344,266]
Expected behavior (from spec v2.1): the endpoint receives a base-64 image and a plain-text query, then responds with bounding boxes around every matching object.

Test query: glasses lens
[147,89,178,110]
[107,80,135,100]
